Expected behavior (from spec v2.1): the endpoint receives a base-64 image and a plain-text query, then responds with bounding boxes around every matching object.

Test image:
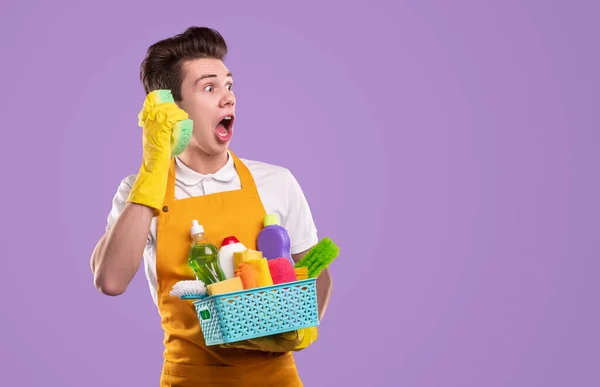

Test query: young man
[90,26,332,386]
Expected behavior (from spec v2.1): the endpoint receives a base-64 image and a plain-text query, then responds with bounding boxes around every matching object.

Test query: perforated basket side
[193,299,225,345]
[194,279,319,345]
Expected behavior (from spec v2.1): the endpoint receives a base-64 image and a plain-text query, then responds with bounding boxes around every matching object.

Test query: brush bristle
[294,237,340,278]
[170,280,207,298]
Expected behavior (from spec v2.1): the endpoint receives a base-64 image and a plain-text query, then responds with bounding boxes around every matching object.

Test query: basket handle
[197,307,212,322]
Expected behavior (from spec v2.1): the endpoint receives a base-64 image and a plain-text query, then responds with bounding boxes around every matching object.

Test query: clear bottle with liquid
[187,220,226,285]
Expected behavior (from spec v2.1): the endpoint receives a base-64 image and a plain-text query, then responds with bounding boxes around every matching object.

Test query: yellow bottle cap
[264,213,280,227]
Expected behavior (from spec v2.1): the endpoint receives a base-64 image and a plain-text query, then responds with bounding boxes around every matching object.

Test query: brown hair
[140,26,228,101]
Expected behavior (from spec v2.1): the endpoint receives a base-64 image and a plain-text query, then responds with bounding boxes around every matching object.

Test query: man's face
[178,58,235,157]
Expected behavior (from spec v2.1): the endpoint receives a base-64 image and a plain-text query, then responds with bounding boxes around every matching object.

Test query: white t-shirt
[106,151,319,307]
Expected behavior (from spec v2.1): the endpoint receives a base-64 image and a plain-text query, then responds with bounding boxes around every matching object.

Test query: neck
[178,149,229,175]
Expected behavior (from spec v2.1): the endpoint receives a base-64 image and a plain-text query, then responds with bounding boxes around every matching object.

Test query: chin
[215,142,231,154]
[215,136,232,149]
[205,139,230,156]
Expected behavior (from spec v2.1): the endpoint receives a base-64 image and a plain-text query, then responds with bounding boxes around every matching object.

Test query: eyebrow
[195,72,233,84]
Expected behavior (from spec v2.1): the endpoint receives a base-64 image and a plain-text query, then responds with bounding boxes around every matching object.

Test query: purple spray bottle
[256,214,294,265]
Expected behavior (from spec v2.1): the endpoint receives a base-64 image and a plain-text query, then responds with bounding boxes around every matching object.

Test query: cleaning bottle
[218,236,247,279]
[256,214,294,265]
[187,220,226,285]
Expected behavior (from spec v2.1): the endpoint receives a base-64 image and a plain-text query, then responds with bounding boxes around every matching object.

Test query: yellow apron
[156,150,303,387]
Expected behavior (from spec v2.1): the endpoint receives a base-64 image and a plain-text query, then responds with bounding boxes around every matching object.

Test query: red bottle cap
[222,236,240,246]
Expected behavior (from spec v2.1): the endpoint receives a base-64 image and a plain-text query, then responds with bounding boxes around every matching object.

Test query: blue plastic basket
[191,278,319,346]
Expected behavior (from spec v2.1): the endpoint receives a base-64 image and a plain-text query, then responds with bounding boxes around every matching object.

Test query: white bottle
[218,236,247,279]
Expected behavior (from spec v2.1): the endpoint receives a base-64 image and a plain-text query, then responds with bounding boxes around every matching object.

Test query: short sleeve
[283,170,319,254]
[106,176,134,231]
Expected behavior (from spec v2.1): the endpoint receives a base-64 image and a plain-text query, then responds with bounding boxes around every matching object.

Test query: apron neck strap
[164,149,260,203]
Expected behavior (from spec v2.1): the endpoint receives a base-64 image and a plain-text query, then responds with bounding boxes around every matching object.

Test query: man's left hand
[219,326,318,352]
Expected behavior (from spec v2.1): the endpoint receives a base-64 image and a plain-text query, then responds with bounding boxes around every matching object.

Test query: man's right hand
[127,91,189,213]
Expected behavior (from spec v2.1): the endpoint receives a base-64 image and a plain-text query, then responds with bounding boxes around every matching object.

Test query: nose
[220,89,235,108]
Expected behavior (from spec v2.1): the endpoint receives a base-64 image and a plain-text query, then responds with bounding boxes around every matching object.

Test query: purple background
[1,0,598,386]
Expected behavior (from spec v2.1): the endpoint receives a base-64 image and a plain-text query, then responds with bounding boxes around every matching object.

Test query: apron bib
[155,150,303,386]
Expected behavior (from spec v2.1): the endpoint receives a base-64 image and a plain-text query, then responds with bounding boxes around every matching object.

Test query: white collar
[174,150,236,186]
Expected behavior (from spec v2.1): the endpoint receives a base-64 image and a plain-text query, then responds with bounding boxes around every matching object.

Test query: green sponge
[294,237,340,278]
[154,89,193,157]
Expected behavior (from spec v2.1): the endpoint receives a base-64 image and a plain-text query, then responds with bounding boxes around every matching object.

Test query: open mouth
[215,115,234,142]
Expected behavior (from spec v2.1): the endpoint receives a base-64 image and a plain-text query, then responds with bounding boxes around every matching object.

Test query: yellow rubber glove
[290,326,319,352]
[219,327,318,353]
[127,91,189,213]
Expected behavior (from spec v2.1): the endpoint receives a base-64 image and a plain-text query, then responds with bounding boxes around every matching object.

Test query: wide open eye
[204,85,214,92]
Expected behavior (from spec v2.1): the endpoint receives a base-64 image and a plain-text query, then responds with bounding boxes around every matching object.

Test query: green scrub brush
[294,237,340,278]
